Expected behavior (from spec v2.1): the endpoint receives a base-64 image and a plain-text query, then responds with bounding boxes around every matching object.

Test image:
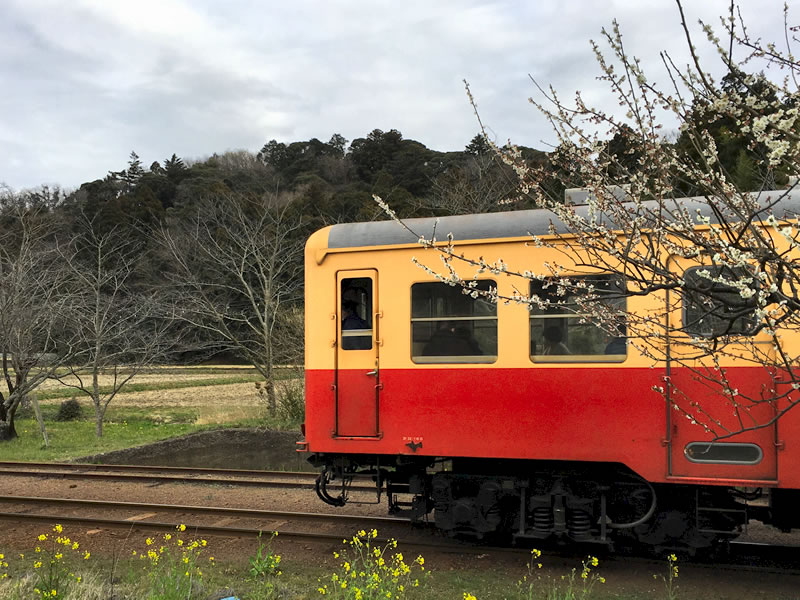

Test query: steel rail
[0,495,406,527]
[0,461,314,478]
[0,463,374,491]
[0,510,466,553]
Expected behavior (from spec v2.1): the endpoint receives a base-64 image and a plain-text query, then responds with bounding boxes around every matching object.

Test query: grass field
[2,366,302,462]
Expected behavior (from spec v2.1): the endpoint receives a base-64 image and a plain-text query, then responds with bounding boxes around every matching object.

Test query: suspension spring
[532,506,553,533]
[568,510,592,540]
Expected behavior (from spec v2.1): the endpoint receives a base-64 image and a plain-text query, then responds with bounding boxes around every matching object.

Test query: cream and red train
[298,190,800,550]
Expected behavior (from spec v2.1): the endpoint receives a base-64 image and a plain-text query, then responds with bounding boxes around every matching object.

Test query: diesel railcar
[298,191,800,550]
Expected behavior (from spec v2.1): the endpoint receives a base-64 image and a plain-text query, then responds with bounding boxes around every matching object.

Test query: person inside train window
[342,300,367,329]
[530,274,626,361]
[542,325,570,355]
[422,321,483,356]
[604,324,627,355]
[341,280,373,350]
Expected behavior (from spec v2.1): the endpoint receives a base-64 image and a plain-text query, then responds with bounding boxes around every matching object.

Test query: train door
[666,265,778,481]
[335,270,381,437]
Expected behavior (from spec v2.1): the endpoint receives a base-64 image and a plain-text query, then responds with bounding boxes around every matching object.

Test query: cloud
[0,0,791,190]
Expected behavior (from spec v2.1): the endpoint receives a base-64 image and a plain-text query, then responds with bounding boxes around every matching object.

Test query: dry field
[37,371,227,390]
[36,368,299,425]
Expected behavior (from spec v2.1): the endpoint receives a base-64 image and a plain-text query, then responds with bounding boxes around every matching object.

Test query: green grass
[3,417,207,462]
[0,545,748,600]
[0,367,301,461]
[0,520,790,600]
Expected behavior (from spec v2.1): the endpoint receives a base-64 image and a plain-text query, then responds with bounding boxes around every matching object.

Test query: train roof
[321,189,800,251]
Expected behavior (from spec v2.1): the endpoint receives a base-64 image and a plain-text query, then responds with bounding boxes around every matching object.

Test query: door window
[683,266,758,337]
[341,278,373,350]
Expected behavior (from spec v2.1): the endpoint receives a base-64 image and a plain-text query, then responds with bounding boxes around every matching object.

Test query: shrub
[55,398,82,422]
[276,379,305,426]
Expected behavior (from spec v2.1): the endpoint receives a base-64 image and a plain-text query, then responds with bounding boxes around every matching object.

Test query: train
[297,189,800,551]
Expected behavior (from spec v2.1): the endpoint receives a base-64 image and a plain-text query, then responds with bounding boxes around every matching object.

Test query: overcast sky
[0,0,785,191]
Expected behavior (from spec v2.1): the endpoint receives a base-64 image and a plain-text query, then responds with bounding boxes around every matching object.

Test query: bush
[276,379,305,426]
[55,397,82,422]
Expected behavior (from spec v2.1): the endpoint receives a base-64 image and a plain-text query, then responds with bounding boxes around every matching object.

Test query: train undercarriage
[311,454,800,551]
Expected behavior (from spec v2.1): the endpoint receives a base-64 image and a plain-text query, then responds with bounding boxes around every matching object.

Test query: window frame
[529,274,628,363]
[681,265,758,338]
[410,280,498,364]
[340,276,374,351]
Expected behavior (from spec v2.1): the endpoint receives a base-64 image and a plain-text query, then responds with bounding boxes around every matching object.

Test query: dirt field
[35,368,299,425]
[36,371,238,390]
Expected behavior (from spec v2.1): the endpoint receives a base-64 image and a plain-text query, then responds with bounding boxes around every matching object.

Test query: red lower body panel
[304,366,798,488]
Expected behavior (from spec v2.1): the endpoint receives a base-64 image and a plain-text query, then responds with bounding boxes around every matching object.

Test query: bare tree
[0,198,71,440]
[421,152,519,215]
[158,189,305,413]
[53,212,179,437]
[380,2,800,440]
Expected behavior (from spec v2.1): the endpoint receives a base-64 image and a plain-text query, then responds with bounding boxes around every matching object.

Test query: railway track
[0,494,467,552]
[2,462,799,575]
[0,461,374,491]
[1,492,799,574]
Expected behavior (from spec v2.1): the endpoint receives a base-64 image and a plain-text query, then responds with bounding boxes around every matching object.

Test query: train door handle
[366,369,378,377]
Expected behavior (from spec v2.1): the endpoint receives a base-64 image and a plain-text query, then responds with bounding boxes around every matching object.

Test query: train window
[684,442,763,465]
[683,266,758,337]
[530,275,627,362]
[411,281,497,363]
[341,278,373,350]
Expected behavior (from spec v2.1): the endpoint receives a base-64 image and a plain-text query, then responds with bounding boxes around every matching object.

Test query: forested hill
[52,129,547,237]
